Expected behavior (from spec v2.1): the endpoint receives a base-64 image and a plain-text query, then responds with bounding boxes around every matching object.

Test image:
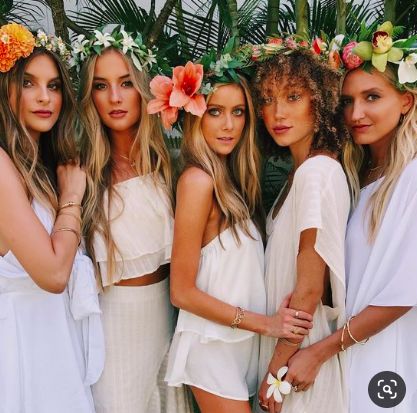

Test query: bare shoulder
[178,166,214,193]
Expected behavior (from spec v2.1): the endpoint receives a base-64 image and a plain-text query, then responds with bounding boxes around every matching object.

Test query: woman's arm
[0,150,85,293]
[170,167,313,338]
[258,228,326,411]
[285,305,411,391]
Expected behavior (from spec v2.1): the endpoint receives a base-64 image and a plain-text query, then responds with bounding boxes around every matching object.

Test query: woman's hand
[57,160,86,204]
[285,345,323,392]
[258,371,284,413]
[266,294,313,339]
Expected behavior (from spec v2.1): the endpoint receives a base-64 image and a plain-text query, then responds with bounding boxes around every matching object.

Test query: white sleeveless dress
[256,156,350,413]
[0,200,104,413]
[165,220,266,401]
[92,174,193,413]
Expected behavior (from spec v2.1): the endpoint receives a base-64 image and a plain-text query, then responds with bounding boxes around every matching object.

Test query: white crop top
[93,174,173,287]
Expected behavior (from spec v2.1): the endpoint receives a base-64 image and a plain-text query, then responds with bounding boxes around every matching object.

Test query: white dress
[256,156,350,413]
[0,200,104,413]
[346,159,417,413]
[92,174,192,413]
[166,220,266,401]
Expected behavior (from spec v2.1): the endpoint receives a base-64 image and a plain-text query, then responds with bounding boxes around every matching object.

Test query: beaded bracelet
[231,306,245,329]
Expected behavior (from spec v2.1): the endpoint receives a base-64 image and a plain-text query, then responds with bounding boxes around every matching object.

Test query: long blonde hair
[343,67,417,241]
[181,77,263,242]
[0,48,78,213]
[79,48,172,282]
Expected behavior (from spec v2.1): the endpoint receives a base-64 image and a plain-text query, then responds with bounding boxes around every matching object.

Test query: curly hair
[252,48,349,158]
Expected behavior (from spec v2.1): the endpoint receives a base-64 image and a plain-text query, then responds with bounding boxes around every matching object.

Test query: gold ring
[295,310,299,318]
[293,384,298,392]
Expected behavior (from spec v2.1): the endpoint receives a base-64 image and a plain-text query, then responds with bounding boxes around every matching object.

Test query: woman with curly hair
[280,23,417,412]
[0,24,103,412]
[254,47,350,412]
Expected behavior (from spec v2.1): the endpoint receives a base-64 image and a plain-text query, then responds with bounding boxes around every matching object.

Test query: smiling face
[9,53,62,141]
[91,48,141,136]
[200,83,246,157]
[341,68,413,146]
[260,77,315,150]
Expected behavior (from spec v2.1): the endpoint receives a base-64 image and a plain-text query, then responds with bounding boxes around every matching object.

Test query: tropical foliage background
[2,0,417,209]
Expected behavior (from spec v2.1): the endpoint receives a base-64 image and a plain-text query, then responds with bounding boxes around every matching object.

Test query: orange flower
[169,62,206,117]
[147,75,179,130]
[0,39,17,72]
[0,23,35,72]
[328,50,342,70]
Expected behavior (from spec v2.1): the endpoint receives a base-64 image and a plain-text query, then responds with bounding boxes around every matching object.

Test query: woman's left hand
[285,346,323,392]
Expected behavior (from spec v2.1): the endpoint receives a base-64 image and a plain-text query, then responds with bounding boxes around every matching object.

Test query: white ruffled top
[174,220,266,343]
[93,174,173,287]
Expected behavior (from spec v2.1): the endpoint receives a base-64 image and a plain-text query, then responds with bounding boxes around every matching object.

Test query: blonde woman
[148,59,313,413]
[280,23,417,413]
[76,29,191,413]
[0,24,103,412]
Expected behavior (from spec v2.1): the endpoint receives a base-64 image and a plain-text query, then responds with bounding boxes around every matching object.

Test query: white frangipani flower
[398,53,417,84]
[93,30,114,48]
[331,34,345,51]
[266,366,292,403]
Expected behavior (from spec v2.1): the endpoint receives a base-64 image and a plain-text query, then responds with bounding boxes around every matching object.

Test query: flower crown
[0,23,70,73]
[70,27,157,73]
[326,21,417,87]
[147,38,253,129]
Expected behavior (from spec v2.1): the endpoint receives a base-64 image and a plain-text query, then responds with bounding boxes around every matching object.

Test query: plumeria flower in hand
[93,30,114,48]
[267,366,292,403]
[398,53,417,84]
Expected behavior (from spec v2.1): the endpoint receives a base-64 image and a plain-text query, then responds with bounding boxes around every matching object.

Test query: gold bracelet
[231,306,245,329]
[51,227,81,246]
[340,323,347,351]
[59,201,83,212]
[58,211,82,224]
[347,316,369,345]
[279,338,300,347]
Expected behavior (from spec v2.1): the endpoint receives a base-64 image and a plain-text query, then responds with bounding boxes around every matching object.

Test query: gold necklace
[114,152,135,168]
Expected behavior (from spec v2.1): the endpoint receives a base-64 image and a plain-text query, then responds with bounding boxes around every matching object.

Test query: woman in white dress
[77,29,192,413]
[254,47,351,412]
[148,57,313,413]
[0,24,103,412]
[280,24,417,413]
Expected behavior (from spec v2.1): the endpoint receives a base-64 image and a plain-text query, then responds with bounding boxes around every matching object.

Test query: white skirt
[92,278,193,413]
[166,331,260,401]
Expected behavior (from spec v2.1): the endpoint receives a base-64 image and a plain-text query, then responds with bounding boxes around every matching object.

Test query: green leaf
[93,45,102,55]
[223,37,236,55]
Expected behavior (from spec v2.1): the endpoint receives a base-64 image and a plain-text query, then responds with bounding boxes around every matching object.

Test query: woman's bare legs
[191,386,252,413]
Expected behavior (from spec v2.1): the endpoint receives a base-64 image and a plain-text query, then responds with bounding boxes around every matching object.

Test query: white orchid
[93,30,114,48]
[266,366,292,403]
[72,34,89,54]
[146,49,157,65]
[121,31,136,54]
[398,53,417,84]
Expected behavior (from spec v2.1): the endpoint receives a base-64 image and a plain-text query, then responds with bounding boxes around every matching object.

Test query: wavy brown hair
[181,77,263,242]
[252,48,349,159]
[0,48,78,213]
[79,48,172,284]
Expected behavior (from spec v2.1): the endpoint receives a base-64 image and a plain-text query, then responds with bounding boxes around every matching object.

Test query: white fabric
[0,200,104,413]
[92,279,193,413]
[256,156,350,413]
[166,220,266,400]
[93,174,173,286]
[346,159,417,413]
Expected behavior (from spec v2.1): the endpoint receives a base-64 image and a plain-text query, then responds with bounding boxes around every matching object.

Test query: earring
[399,114,405,125]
